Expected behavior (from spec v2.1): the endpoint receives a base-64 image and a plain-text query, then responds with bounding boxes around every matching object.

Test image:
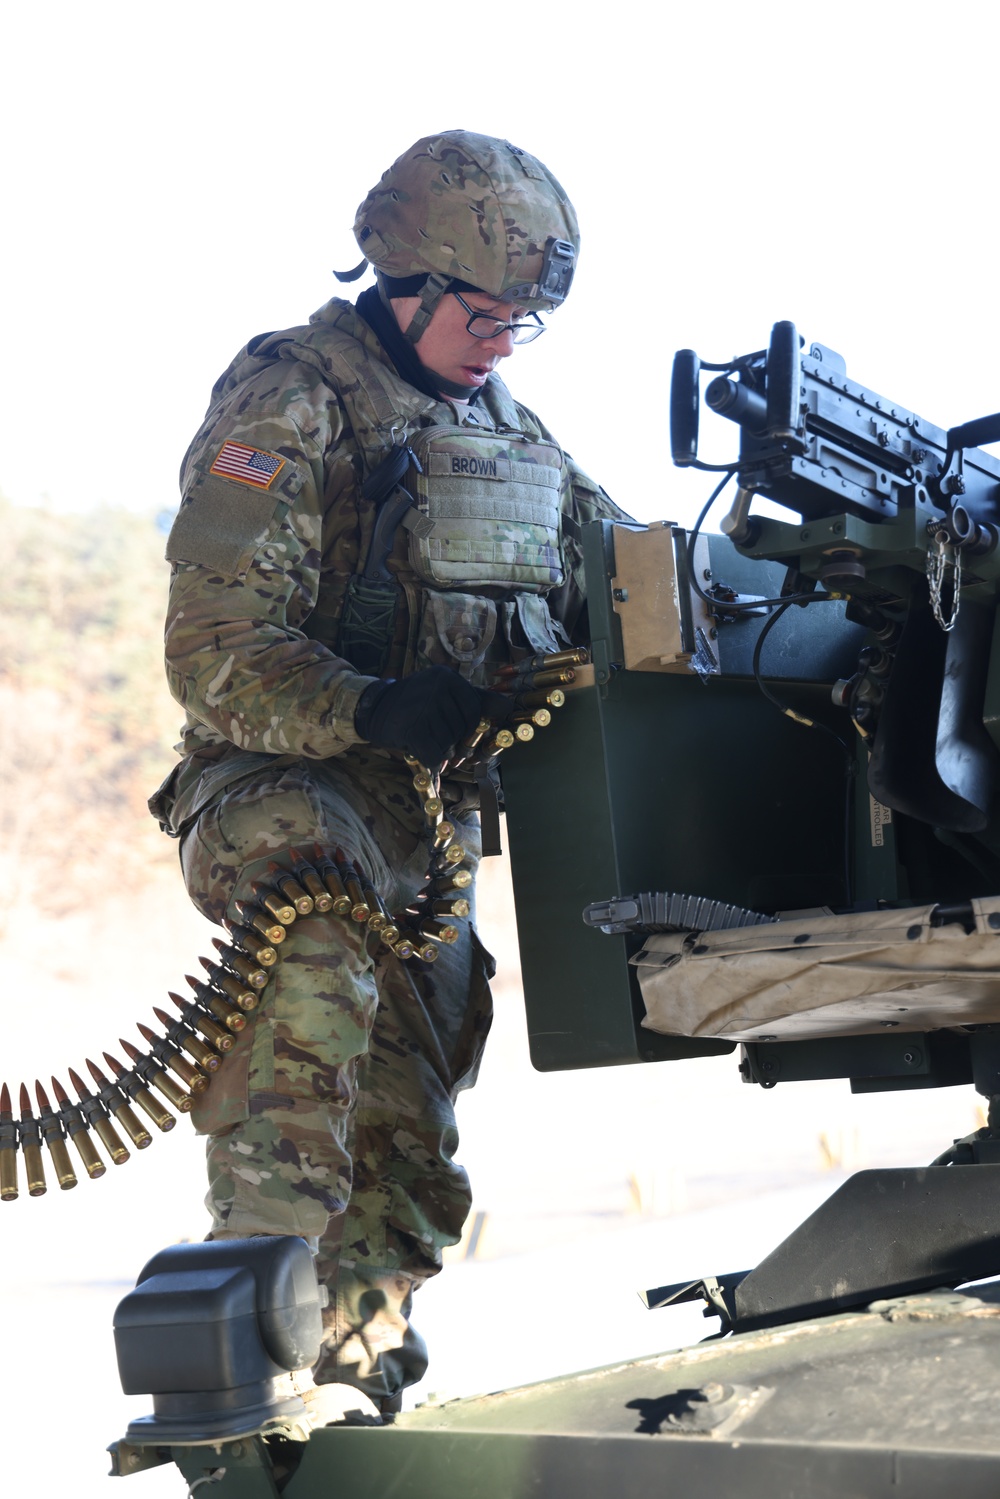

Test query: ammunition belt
[0,649,586,1202]
[583,891,777,936]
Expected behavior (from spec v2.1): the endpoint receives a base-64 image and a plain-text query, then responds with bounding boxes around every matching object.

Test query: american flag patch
[210,440,286,490]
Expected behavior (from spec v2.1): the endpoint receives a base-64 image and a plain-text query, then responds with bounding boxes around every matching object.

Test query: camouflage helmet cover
[353,130,580,312]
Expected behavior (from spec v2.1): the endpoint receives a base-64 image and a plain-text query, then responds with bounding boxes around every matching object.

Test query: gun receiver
[671,319,1000,533]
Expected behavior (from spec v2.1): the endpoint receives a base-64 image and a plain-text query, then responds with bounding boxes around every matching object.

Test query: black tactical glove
[354,666,513,766]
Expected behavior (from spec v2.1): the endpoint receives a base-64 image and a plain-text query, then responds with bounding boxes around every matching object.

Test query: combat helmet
[349,130,579,345]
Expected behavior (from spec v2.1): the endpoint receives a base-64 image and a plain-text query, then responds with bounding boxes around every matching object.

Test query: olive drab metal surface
[505,325,1000,1093]
[503,524,869,1070]
[112,1276,1000,1499]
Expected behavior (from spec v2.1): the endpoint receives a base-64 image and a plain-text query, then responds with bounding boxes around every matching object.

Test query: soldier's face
[392,291,521,393]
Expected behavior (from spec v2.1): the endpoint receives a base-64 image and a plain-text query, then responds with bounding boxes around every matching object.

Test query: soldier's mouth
[461,365,493,385]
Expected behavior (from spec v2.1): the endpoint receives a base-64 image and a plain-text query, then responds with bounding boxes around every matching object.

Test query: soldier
[150,130,628,1424]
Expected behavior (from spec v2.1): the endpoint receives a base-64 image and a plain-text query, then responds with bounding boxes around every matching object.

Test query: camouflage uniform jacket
[159,296,627,823]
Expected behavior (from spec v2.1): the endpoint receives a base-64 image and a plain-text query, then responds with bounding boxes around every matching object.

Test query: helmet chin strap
[426,371,482,401]
[376,272,482,401]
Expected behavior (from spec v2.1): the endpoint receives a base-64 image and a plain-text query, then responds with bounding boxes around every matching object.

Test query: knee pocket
[192,918,380,1134]
[216,774,327,866]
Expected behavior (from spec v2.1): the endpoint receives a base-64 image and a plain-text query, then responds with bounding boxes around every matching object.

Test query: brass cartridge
[120,1041,193,1113]
[431,820,455,852]
[211,938,269,990]
[314,855,353,916]
[269,863,314,917]
[515,667,576,690]
[68,1068,130,1164]
[363,883,390,933]
[186,977,248,1032]
[512,707,552,728]
[481,729,515,758]
[104,1054,176,1133]
[379,919,401,945]
[322,869,353,911]
[408,936,440,963]
[335,851,370,922]
[383,934,415,960]
[137,1025,208,1094]
[51,1076,105,1178]
[418,917,460,945]
[169,993,234,1053]
[34,1081,77,1189]
[514,723,535,742]
[515,687,566,711]
[430,868,473,894]
[453,718,491,764]
[18,1085,46,1196]
[236,900,287,945]
[224,921,278,966]
[0,1084,18,1201]
[432,843,469,872]
[494,647,589,677]
[411,768,434,793]
[290,850,334,913]
[252,881,297,927]
[153,1008,222,1073]
[430,897,471,919]
[86,1061,152,1150]
[196,961,258,1011]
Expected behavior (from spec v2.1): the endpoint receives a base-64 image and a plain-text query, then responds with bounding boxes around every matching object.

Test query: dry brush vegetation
[0,496,181,928]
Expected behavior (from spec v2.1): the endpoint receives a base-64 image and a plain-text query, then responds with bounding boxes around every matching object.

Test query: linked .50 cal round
[290,850,334,913]
[86,1060,153,1150]
[68,1068,131,1163]
[0,1084,19,1201]
[35,1080,78,1188]
[253,882,297,928]
[212,938,269,990]
[18,1084,47,1196]
[103,1054,175,1134]
[236,900,287,945]
[52,1075,106,1178]
[269,864,314,917]
[120,1041,193,1113]
[137,1026,208,1095]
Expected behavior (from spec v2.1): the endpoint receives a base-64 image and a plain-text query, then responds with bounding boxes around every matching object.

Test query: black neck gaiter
[355,286,483,406]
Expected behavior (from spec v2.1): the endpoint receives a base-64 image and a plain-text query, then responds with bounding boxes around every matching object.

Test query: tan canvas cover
[633,897,1000,1042]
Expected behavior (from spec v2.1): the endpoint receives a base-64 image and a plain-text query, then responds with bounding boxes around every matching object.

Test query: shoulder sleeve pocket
[165,468,302,578]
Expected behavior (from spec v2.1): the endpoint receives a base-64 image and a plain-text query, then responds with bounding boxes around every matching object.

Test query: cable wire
[751,600,857,904]
[683,474,833,616]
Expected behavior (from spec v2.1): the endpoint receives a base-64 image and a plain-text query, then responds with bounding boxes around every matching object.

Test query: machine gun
[670,321,1000,837]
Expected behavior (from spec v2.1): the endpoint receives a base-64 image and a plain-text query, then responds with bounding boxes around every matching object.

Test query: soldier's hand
[355,667,513,766]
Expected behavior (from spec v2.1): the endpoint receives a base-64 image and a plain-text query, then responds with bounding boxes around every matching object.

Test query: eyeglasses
[453,292,546,345]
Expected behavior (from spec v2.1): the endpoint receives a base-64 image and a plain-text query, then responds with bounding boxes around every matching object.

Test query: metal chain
[928,533,961,632]
[187,1472,226,1495]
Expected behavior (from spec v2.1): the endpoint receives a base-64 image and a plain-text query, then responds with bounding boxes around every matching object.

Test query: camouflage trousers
[177,747,493,1403]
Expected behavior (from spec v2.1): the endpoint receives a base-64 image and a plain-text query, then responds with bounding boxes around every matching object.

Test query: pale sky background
[3,1,999,531]
[2,5,1000,1492]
